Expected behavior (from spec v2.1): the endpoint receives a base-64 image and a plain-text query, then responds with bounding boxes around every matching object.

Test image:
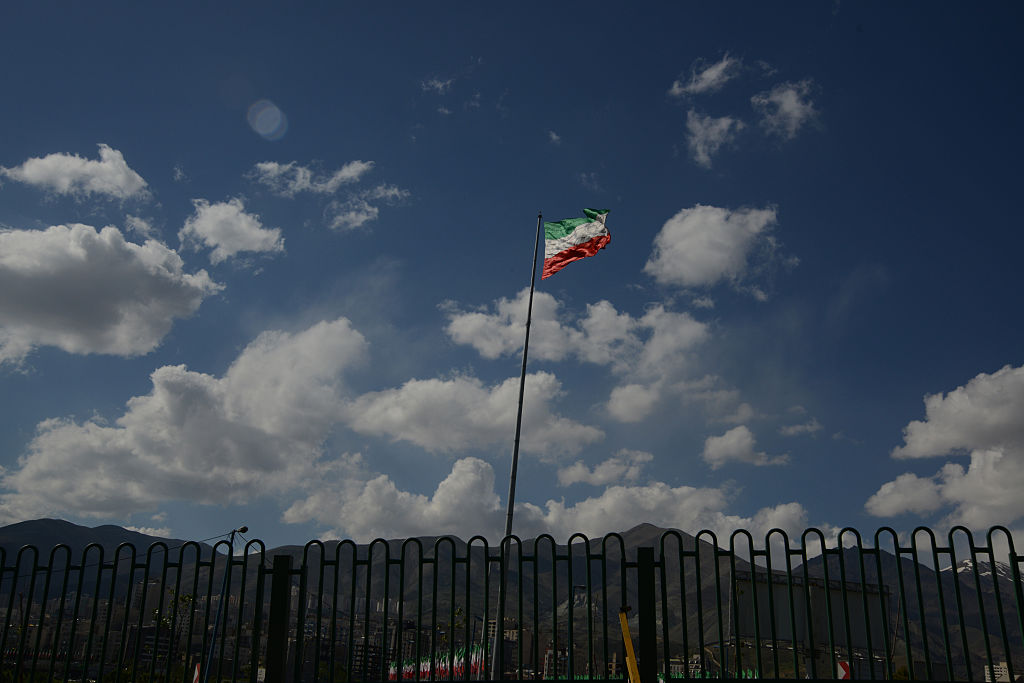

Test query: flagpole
[488,212,541,681]
[503,210,542,539]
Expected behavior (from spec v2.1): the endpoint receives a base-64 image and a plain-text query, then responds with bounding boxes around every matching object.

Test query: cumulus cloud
[1,144,148,200]
[892,365,1024,460]
[344,371,603,458]
[609,376,755,430]
[606,383,662,423]
[868,365,1024,528]
[0,224,220,364]
[444,291,706,375]
[444,289,751,426]
[0,319,368,522]
[516,482,808,542]
[644,204,779,289]
[864,473,943,517]
[290,456,811,543]
[686,110,745,167]
[324,184,409,230]
[286,456,504,542]
[124,214,158,239]
[751,80,819,140]
[701,425,789,470]
[668,54,741,97]
[179,198,284,264]
[250,160,375,197]
[558,449,654,487]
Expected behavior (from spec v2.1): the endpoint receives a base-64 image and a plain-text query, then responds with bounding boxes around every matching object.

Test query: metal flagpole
[490,211,542,681]
[503,210,543,538]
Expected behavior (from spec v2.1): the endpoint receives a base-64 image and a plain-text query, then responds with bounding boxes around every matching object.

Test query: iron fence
[0,526,1022,681]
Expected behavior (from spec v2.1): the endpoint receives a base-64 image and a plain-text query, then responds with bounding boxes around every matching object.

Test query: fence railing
[1,526,1022,681]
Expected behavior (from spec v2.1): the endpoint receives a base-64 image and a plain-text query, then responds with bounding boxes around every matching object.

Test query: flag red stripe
[541,233,610,279]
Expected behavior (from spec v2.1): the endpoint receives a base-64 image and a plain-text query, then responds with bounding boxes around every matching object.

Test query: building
[985,660,1023,683]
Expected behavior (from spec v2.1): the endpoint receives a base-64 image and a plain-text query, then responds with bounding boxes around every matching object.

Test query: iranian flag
[542,208,611,279]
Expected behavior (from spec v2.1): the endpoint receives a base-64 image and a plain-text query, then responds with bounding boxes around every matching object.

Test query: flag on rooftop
[542,208,611,279]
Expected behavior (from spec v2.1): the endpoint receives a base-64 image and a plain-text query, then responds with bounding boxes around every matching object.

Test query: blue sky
[1,3,1022,549]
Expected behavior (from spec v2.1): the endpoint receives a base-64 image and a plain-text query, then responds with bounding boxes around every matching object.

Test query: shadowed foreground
[1,522,1022,681]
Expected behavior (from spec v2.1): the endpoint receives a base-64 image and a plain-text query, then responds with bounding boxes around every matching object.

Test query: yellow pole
[619,607,642,683]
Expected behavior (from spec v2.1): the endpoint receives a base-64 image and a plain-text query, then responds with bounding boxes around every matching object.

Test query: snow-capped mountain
[941,558,1017,581]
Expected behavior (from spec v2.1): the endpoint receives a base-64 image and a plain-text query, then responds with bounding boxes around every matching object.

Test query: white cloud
[606,383,662,423]
[864,473,943,517]
[344,371,603,458]
[686,110,745,168]
[290,456,812,543]
[124,214,158,239]
[548,130,561,145]
[558,449,654,487]
[751,79,818,140]
[516,483,808,542]
[668,54,741,97]
[327,199,379,229]
[633,305,709,378]
[867,365,1024,528]
[609,375,757,430]
[701,425,789,470]
[444,289,741,426]
[444,291,706,376]
[0,318,368,522]
[324,184,409,230]
[250,160,374,197]
[179,198,284,264]
[1,144,148,200]
[0,224,220,364]
[445,292,633,364]
[644,204,779,289]
[286,456,504,542]
[893,365,1024,459]
[779,418,823,436]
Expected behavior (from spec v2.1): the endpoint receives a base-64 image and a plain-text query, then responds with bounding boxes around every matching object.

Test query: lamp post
[202,526,247,683]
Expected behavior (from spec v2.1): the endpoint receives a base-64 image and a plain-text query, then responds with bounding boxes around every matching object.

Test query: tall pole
[491,212,542,681]
[503,211,543,539]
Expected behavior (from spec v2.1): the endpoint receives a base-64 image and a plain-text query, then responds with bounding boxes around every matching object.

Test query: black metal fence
[1,526,1022,681]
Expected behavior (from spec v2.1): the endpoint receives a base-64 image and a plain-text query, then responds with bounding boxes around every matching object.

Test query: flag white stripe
[544,218,608,259]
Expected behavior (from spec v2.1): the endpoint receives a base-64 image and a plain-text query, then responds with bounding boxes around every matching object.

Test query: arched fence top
[1,525,1022,682]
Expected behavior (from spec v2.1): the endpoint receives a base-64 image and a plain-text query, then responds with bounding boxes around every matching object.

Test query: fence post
[266,554,293,682]
[637,547,657,683]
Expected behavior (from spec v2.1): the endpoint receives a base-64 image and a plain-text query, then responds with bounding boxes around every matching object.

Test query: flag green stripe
[544,216,593,240]
[544,208,609,240]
